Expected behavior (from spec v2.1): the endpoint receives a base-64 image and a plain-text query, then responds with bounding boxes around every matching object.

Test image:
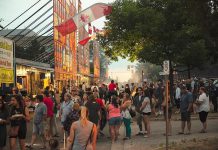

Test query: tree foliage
[15,39,48,62]
[98,0,217,69]
[133,62,162,82]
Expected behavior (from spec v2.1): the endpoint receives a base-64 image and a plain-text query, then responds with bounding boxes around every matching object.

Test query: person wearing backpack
[121,93,132,140]
[133,87,145,136]
[63,103,80,135]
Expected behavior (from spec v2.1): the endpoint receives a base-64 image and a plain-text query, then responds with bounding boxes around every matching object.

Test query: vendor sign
[0,36,14,83]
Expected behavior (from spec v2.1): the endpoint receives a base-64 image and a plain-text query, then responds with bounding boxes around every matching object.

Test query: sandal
[184,132,191,135]
[163,133,172,136]
[177,132,184,135]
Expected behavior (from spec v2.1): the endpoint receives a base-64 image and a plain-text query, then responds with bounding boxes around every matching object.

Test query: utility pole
[142,70,144,83]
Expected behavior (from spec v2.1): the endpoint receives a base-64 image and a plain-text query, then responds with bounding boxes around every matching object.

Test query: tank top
[10,106,26,127]
[72,120,94,150]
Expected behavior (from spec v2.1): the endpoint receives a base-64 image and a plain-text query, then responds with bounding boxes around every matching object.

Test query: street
[4,114,218,150]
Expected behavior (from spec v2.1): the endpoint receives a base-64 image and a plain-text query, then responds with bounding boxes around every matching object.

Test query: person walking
[63,103,80,135]
[140,92,152,138]
[0,98,9,150]
[49,91,59,137]
[9,95,30,150]
[67,106,97,150]
[133,87,144,136]
[108,80,117,100]
[155,82,164,115]
[121,93,132,140]
[175,84,181,113]
[178,86,193,135]
[26,95,47,149]
[43,90,54,140]
[196,87,210,133]
[124,84,131,96]
[107,96,122,143]
[85,94,101,135]
[82,94,89,106]
[60,93,74,129]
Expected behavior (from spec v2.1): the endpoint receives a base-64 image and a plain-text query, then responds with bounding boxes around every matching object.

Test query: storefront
[16,58,54,95]
[0,36,14,95]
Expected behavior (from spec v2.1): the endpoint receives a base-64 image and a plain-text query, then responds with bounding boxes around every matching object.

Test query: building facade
[53,0,77,90]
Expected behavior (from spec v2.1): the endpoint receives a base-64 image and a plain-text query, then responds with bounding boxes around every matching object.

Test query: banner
[0,36,14,83]
[0,68,14,83]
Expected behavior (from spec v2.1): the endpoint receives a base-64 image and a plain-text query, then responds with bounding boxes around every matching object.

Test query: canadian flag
[55,3,112,36]
[78,37,91,46]
[93,26,100,33]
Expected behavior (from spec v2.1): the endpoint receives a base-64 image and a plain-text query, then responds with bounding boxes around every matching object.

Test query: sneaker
[144,135,149,138]
[26,145,33,149]
[136,131,144,136]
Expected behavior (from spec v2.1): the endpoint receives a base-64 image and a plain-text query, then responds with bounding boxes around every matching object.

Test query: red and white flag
[88,23,92,35]
[55,3,112,36]
[93,26,99,33]
[78,37,91,46]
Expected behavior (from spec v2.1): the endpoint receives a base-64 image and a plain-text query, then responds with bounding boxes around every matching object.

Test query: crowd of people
[0,77,217,150]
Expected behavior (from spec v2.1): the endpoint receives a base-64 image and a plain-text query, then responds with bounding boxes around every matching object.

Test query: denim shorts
[109,117,121,126]
[33,123,44,135]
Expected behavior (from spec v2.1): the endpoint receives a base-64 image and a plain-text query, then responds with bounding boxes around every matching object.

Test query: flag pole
[76,0,79,86]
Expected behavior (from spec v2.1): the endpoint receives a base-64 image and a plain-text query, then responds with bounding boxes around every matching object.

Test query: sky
[0,0,136,82]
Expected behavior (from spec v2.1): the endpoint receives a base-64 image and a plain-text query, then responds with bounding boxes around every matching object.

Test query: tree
[98,0,211,99]
[100,0,208,66]
[130,62,162,82]
[15,39,47,62]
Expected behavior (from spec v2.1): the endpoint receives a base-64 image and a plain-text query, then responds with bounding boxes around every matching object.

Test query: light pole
[142,70,144,83]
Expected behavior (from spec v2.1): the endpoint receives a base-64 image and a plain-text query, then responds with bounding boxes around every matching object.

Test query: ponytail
[80,106,89,127]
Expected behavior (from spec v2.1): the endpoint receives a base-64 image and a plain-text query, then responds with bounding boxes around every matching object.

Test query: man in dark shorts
[178,86,193,135]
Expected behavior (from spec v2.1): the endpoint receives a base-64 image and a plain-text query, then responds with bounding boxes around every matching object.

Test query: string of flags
[78,23,104,46]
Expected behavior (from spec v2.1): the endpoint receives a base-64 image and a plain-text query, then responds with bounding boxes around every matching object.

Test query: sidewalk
[109,119,218,150]
[151,112,218,121]
[58,118,218,150]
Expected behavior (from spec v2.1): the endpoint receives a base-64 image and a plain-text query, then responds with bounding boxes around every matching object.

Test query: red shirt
[109,83,116,91]
[96,98,104,108]
[43,97,54,118]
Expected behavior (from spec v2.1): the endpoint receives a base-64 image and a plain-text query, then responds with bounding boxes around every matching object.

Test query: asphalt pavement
[4,113,218,150]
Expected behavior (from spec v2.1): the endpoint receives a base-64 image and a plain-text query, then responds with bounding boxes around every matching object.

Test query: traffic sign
[163,60,169,75]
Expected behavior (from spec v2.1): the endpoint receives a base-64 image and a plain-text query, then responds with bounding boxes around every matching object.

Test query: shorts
[199,111,208,123]
[109,117,121,126]
[33,123,44,135]
[9,124,27,139]
[181,112,191,122]
[142,112,151,116]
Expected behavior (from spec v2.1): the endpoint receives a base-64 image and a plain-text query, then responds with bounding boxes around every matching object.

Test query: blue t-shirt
[61,101,73,123]
[34,102,47,124]
[180,92,193,113]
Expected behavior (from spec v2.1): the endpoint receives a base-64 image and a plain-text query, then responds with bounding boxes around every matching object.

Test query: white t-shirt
[197,93,210,112]
[176,87,181,99]
[142,97,151,113]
